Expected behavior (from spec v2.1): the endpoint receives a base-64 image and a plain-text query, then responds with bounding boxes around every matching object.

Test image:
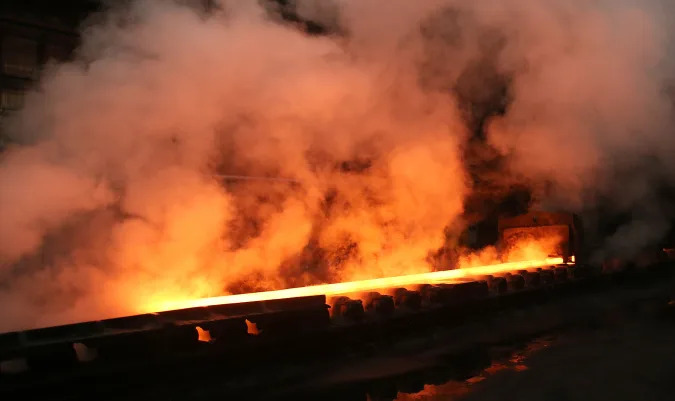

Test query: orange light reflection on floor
[153,257,563,312]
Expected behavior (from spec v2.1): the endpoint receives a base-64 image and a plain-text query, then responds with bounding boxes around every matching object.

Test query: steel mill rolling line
[1,211,674,401]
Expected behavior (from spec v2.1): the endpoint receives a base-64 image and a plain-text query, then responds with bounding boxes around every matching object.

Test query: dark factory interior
[2,1,675,400]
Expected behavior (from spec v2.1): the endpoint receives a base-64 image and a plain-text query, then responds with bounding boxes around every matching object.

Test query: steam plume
[0,0,673,330]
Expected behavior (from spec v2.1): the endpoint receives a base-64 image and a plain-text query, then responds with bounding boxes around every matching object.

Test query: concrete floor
[397,305,675,401]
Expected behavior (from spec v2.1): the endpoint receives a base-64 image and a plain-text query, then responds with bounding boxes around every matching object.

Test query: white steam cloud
[0,0,673,330]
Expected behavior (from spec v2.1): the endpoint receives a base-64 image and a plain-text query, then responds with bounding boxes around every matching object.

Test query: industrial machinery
[1,211,672,401]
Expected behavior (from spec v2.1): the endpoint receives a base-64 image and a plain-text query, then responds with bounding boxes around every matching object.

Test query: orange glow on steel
[154,257,564,311]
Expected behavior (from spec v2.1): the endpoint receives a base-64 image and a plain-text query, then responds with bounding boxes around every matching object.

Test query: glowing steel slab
[155,257,564,312]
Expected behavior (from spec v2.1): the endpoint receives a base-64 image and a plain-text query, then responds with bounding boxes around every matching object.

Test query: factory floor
[282,270,675,401]
[4,265,674,401]
[396,309,675,401]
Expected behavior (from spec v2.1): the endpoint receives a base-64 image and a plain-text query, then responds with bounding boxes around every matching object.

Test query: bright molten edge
[155,256,565,312]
